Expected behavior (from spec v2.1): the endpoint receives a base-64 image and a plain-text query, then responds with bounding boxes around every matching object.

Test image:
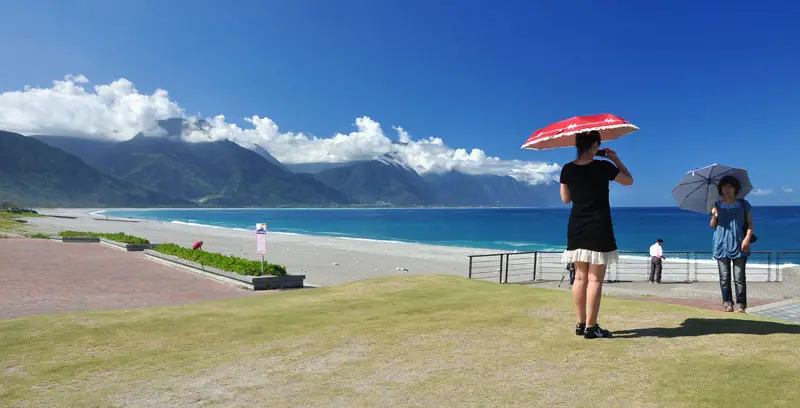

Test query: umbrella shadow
[614,318,800,339]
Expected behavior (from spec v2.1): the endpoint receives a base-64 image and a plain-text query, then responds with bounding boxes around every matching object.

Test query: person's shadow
[614,318,800,338]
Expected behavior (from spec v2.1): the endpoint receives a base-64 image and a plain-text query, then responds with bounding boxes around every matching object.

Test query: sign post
[256,223,267,274]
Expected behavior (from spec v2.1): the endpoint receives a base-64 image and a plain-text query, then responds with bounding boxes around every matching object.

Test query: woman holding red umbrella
[524,114,638,338]
[558,131,634,339]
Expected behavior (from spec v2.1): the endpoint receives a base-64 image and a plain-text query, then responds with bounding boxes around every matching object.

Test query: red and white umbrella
[521,113,639,150]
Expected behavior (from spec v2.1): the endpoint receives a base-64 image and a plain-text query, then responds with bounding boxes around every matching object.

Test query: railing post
[504,254,510,284]
[499,255,504,284]
[533,252,538,281]
[776,252,781,282]
[767,252,772,282]
[686,252,691,282]
[468,256,473,279]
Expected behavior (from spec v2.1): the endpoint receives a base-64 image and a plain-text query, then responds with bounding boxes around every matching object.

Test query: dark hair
[717,175,741,196]
[657,239,663,243]
[575,131,601,158]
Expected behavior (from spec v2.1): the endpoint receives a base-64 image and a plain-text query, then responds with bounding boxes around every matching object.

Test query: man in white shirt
[649,239,665,283]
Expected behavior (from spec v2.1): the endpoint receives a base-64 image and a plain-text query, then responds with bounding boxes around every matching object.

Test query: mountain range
[1,121,559,208]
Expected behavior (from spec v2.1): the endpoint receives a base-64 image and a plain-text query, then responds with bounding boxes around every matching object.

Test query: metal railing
[468,251,800,284]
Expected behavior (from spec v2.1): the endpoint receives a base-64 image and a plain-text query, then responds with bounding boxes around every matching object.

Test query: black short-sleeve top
[559,160,620,252]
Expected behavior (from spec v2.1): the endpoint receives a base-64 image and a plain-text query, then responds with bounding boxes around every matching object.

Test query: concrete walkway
[748,300,800,324]
[523,279,790,300]
[517,279,800,323]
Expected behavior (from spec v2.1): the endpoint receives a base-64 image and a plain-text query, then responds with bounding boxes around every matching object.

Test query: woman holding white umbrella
[710,175,755,313]
[672,165,756,313]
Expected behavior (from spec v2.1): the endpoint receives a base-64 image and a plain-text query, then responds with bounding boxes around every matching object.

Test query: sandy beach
[22,208,783,285]
[25,209,492,287]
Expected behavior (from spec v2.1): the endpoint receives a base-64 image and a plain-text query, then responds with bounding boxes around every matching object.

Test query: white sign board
[256,223,267,254]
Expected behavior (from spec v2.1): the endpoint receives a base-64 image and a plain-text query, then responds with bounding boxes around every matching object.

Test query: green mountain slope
[0,130,190,207]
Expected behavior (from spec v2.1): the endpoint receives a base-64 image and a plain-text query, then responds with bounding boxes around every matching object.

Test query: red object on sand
[521,113,639,150]
[192,241,202,249]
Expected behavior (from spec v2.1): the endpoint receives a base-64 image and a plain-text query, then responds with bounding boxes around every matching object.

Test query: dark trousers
[717,257,747,307]
[649,257,662,283]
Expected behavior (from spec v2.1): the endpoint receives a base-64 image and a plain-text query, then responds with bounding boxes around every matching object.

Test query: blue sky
[1,0,799,206]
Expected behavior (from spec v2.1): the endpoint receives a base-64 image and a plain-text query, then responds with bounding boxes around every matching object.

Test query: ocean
[99,206,800,253]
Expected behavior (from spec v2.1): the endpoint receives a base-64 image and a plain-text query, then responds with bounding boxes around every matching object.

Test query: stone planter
[143,250,305,291]
[99,238,155,252]
[51,236,100,243]
[50,236,155,251]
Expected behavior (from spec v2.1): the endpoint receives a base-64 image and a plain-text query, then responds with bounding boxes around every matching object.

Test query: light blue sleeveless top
[712,199,751,259]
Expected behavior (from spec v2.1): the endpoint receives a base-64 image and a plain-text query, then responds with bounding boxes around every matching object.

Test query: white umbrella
[671,164,753,214]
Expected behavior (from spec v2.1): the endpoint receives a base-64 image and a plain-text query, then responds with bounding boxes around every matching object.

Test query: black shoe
[584,324,612,339]
[575,322,586,335]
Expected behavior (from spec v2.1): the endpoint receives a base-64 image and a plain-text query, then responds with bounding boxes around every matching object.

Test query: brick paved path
[0,238,264,320]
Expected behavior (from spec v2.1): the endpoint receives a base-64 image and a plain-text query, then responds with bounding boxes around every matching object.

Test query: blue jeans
[717,257,747,308]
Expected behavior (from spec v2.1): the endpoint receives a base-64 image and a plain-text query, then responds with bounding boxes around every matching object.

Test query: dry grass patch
[1,275,799,407]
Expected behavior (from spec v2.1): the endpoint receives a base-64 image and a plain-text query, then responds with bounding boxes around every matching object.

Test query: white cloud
[782,186,794,193]
[0,74,183,139]
[0,74,560,184]
[751,188,773,196]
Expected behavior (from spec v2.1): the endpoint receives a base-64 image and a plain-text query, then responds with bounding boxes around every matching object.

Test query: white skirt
[562,249,619,265]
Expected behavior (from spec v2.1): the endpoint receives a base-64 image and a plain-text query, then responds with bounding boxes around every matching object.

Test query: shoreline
[86,208,567,253]
[84,208,787,268]
[60,208,502,254]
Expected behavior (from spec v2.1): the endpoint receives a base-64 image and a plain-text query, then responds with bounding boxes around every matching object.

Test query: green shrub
[153,243,287,277]
[58,231,150,245]
[26,233,50,239]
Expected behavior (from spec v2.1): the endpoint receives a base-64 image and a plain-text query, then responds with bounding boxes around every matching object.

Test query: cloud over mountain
[0,74,559,184]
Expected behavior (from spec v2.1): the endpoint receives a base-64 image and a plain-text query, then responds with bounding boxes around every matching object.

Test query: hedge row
[58,231,151,245]
[154,243,287,277]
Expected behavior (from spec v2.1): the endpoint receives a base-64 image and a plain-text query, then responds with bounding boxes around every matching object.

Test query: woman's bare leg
[586,263,607,327]
[572,262,589,324]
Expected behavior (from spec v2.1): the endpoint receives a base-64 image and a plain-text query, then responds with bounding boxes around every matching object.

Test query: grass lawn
[1,275,798,407]
[0,211,40,235]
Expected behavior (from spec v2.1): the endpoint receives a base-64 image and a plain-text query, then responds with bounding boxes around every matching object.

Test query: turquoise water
[99,206,800,253]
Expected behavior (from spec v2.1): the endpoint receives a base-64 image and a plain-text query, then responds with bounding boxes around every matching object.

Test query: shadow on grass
[614,318,800,338]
